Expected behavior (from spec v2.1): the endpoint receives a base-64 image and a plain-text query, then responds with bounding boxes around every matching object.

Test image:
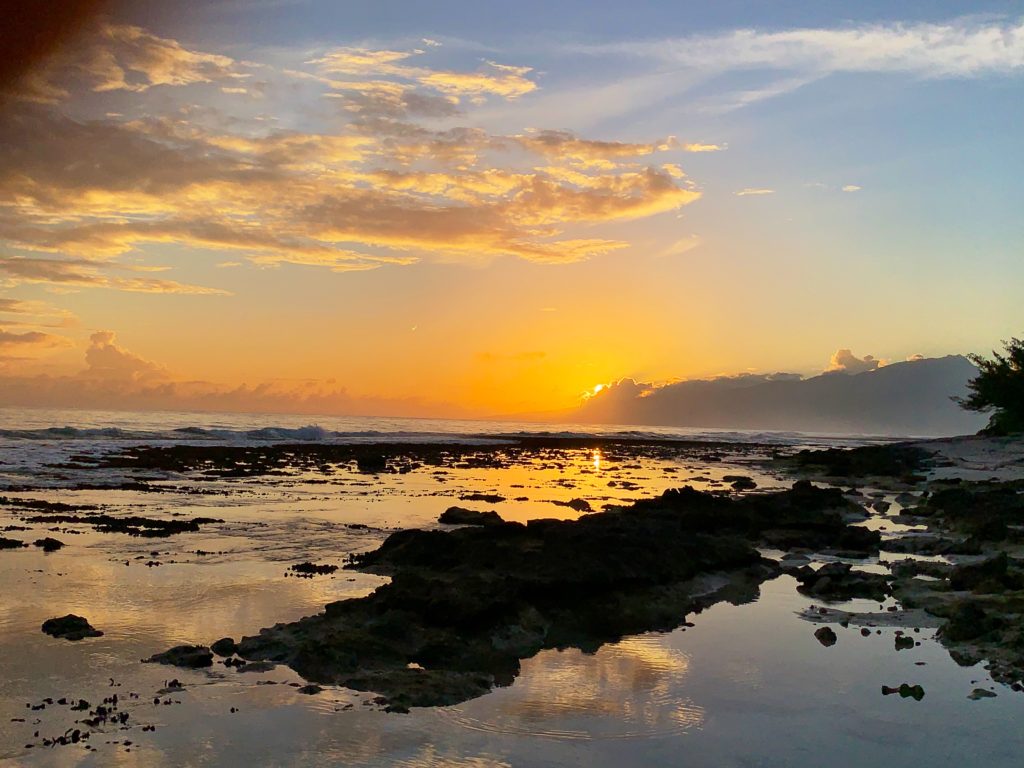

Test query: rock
[722,475,757,491]
[41,615,103,641]
[794,562,891,602]
[941,602,1005,643]
[0,537,26,550]
[968,688,997,700]
[949,552,1021,593]
[459,493,506,504]
[157,482,878,711]
[919,483,1024,541]
[297,684,323,695]
[33,538,64,552]
[145,645,213,668]
[356,455,388,473]
[290,562,339,576]
[894,635,915,651]
[211,637,238,657]
[438,507,505,526]
[814,626,837,646]
[786,444,932,480]
[551,498,593,512]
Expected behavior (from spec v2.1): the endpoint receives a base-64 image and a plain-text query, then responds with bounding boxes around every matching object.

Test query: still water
[0,409,1019,767]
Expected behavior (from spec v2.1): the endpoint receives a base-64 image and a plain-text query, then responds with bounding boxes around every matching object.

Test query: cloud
[657,234,701,258]
[13,22,242,103]
[0,298,30,314]
[0,328,68,352]
[584,19,1024,78]
[736,188,775,196]
[84,330,168,381]
[0,330,470,418]
[311,47,537,101]
[842,184,862,192]
[0,256,229,295]
[827,348,883,374]
[681,142,724,152]
[0,96,703,279]
[0,24,712,298]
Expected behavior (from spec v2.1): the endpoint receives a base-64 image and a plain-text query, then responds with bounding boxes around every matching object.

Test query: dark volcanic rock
[917,482,1024,541]
[155,481,877,711]
[145,645,214,668]
[438,507,505,526]
[723,475,757,491]
[211,637,238,657]
[290,562,339,576]
[22,512,221,538]
[0,537,25,550]
[356,455,388,474]
[459,493,506,504]
[814,626,837,646]
[786,444,932,480]
[794,562,891,602]
[551,498,593,512]
[41,615,102,641]
[33,537,65,552]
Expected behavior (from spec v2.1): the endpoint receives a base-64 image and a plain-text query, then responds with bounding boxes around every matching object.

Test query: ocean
[0,408,1020,767]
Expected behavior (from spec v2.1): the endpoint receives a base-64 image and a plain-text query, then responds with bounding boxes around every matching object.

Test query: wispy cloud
[580,19,1024,78]
[735,188,775,196]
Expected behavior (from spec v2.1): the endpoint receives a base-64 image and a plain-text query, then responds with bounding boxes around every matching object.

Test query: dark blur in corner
[0,0,113,103]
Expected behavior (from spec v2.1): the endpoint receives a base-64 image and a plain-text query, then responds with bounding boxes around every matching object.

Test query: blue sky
[0,0,1021,414]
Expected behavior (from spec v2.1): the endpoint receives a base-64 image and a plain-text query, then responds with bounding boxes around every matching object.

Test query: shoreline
[1,429,1023,763]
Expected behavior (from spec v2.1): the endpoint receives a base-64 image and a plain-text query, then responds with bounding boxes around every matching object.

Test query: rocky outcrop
[149,481,878,711]
[41,615,103,641]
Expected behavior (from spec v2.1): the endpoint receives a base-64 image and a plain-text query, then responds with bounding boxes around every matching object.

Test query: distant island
[573,355,985,437]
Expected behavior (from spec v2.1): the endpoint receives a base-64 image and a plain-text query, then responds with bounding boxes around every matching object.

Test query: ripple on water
[436,634,704,741]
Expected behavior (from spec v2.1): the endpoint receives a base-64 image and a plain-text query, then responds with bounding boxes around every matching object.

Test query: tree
[956,337,1024,435]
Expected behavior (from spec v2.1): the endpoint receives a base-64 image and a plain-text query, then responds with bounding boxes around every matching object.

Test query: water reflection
[439,635,703,740]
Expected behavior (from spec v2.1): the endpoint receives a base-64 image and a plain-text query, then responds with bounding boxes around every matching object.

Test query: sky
[0,0,1021,417]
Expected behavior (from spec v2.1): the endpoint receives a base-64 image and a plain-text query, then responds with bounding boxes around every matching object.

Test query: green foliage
[956,337,1024,435]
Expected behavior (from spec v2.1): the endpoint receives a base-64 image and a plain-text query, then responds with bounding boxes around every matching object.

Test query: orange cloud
[0,27,712,296]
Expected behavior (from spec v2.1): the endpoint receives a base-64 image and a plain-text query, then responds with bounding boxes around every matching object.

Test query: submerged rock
[290,562,339,576]
[145,645,213,668]
[814,626,837,646]
[41,615,102,641]
[438,507,505,526]
[968,688,997,700]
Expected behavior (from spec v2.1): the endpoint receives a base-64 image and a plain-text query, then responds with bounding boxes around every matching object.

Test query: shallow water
[0,412,1020,767]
